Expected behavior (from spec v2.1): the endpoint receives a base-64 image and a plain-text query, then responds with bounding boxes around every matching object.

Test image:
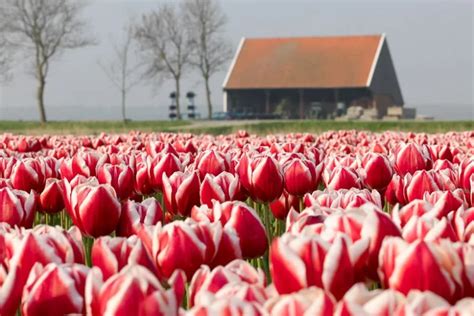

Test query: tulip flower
[324,166,362,190]
[91,236,156,280]
[194,149,231,178]
[85,265,179,316]
[97,163,134,200]
[62,178,121,237]
[162,171,200,217]
[359,152,393,190]
[10,159,45,192]
[194,201,268,259]
[39,178,64,214]
[0,187,36,228]
[405,170,440,202]
[188,259,266,307]
[281,154,322,196]
[270,190,300,220]
[148,153,182,191]
[237,154,284,202]
[200,172,246,207]
[270,233,369,299]
[264,287,335,316]
[117,198,163,237]
[393,142,432,176]
[21,263,89,316]
[378,237,464,302]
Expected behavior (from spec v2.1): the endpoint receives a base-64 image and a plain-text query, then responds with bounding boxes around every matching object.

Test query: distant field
[0,120,472,135]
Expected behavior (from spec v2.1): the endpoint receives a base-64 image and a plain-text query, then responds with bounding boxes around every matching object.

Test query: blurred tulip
[10,159,45,192]
[325,166,362,190]
[21,263,89,316]
[270,190,300,220]
[85,265,179,316]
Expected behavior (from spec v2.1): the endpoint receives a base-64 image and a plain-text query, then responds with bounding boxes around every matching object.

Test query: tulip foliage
[0,130,473,315]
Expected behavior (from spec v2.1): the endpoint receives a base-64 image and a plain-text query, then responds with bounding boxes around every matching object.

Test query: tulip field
[0,129,474,315]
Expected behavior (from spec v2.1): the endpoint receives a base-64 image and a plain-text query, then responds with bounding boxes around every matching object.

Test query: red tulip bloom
[270,190,300,220]
[149,153,182,192]
[265,287,335,316]
[10,159,45,192]
[117,198,163,237]
[21,263,89,316]
[237,154,284,203]
[85,265,179,316]
[359,153,393,190]
[91,236,156,280]
[281,155,322,196]
[194,149,230,178]
[393,143,432,176]
[200,172,246,207]
[324,166,362,190]
[62,179,121,237]
[0,187,36,228]
[97,163,134,200]
[162,171,200,217]
[379,237,463,302]
[270,233,368,299]
[39,178,64,214]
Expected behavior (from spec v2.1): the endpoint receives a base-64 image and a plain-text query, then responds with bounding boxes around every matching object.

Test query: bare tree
[183,0,233,119]
[0,39,12,82]
[134,4,193,120]
[99,25,142,122]
[0,0,94,123]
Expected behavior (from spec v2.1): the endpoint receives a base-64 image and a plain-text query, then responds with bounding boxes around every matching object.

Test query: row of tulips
[0,130,473,315]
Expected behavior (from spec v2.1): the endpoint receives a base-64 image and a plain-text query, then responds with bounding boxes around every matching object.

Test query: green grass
[0,120,472,135]
[182,120,474,135]
[0,120,191,135]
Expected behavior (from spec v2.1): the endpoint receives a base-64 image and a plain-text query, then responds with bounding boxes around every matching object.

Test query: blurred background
[0,0,472,121]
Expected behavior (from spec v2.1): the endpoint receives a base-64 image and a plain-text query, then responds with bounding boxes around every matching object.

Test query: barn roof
[223,34,385,90]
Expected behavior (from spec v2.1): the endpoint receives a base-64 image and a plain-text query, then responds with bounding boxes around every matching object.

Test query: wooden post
[298,89,305,119]
[265,90,270,114]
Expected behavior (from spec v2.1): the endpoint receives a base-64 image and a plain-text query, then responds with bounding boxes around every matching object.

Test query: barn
[222,34,404,119]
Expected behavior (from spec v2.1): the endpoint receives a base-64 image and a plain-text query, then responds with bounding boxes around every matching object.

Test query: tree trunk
[175,78,181,120]
[121,89,126,122]
[37,77,47,124]
[204,77,212,120]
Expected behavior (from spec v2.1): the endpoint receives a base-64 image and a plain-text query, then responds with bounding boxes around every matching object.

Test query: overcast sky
[0,0,473,120]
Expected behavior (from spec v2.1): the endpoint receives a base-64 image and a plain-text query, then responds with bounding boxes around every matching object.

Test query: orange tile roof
[224,35,383,89]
